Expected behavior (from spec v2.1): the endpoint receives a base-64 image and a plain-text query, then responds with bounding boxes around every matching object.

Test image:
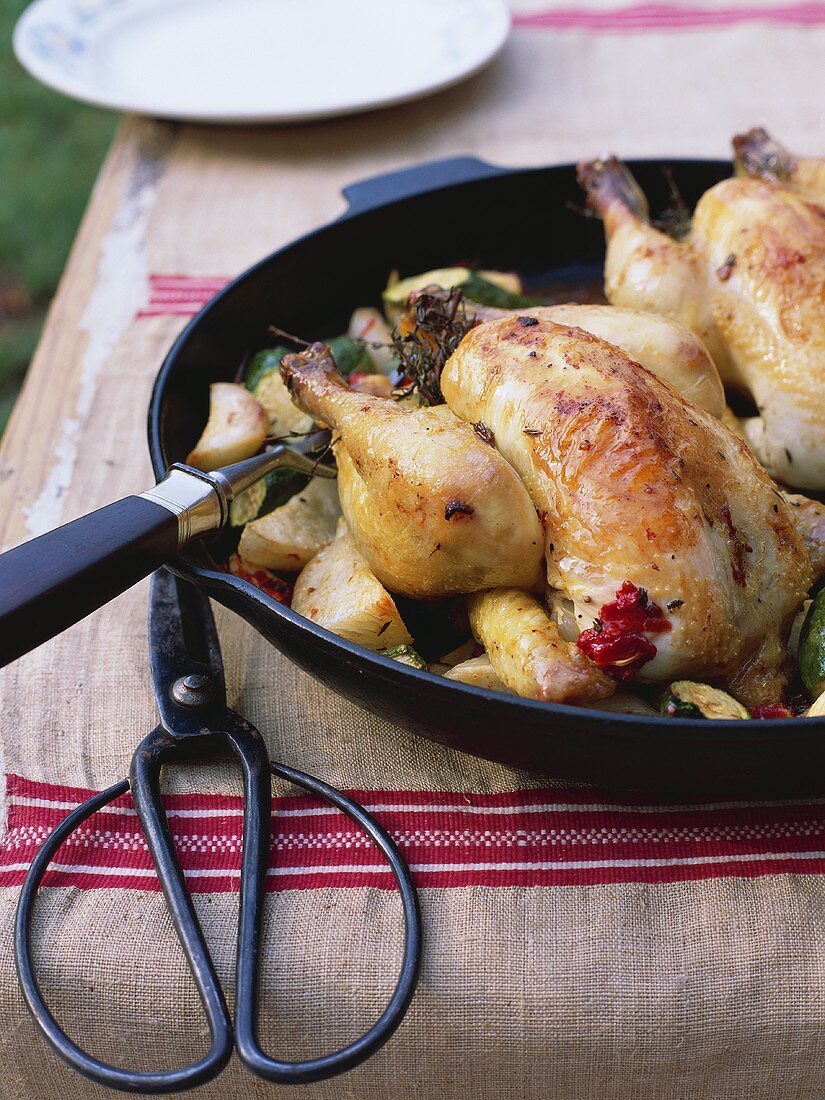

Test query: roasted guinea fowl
[441,314,812,706]
[734,127,825,206]
[280,344,544,598]
[578,157,825,490]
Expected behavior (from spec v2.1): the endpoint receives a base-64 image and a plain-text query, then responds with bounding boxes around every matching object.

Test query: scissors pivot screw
[171,673,214,708]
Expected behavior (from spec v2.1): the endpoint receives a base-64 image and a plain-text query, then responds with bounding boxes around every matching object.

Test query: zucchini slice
[380,645,428,670]
[382,267,539,322]
[244,348,315,437]
[661,681,749,720]
[348,307,397,374]
[244,346,292,392]
[324,335,376,378]
[186,382,269,470]
[229,467,310,527]
[798,589,825,698]
[245,339,375,435]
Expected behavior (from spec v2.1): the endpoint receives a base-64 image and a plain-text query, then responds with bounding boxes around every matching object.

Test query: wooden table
[2,8,825,1099]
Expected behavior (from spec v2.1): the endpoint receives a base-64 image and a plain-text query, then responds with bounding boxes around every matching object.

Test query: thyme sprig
[390,286,473,406]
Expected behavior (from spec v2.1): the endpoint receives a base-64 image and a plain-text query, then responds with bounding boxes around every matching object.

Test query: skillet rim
[147,156,825,748]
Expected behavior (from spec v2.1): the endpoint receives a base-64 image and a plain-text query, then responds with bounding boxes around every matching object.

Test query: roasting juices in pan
[180,130,825,724]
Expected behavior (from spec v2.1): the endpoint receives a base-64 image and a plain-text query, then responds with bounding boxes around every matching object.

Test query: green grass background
[1,0,115,434]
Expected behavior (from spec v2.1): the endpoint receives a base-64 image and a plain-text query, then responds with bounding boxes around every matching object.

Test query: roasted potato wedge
[588,692,658,716]
[253,371,315,437]
[238,477,341,571]
[293,521,412,649]
[186,382,268,470]
[444,654,511,692]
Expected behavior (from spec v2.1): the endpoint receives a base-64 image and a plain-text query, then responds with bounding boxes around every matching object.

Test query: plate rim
[12,0,512,123]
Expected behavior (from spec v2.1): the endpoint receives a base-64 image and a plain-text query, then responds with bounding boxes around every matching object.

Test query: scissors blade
[149,568,227,736]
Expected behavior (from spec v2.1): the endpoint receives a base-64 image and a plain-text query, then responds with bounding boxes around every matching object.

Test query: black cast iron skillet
[146,155,825,799]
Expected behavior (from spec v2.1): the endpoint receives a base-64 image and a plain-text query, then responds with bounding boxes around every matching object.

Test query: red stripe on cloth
[137,274,231,317]
[5,774,825,892]
[513,2,825,31]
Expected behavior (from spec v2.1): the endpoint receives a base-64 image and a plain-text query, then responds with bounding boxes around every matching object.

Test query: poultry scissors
[14,567,422,1093]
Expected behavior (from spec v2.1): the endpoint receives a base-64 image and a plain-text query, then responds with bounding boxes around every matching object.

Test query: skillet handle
[0,496,180,667]
[341,156,513,216]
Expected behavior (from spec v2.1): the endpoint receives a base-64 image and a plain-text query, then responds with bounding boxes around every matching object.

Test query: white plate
[13,0,510,123]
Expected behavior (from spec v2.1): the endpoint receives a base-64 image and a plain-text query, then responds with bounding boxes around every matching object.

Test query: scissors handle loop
[14,761,233,1094]
[230,732,422,1084]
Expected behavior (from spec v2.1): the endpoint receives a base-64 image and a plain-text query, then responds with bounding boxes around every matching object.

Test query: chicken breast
[466,301,726,417]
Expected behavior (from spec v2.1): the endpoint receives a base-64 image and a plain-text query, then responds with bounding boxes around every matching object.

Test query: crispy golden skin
[580,157,825,489]
[442,316,811,705]
[281,344,544,598]
[781,492,825,581]
[466,302,726,417]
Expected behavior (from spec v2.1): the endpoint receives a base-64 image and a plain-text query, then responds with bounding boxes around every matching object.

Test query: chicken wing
[441,315,811,705]
[734,127,825,207]
[579,156,825,489]
[281,344,544,598]
[467,588,615,704]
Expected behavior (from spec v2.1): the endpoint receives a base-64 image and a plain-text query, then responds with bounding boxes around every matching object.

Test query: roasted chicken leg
[281,344,544,598]
[467,588,615,704]
[441,315,811,705]
[579,156,825,489]
[734,127,825,207]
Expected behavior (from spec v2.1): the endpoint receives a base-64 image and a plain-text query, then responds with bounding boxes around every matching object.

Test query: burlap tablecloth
[1,4,825,1097]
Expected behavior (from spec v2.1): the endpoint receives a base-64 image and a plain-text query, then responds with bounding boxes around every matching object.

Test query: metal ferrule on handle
[141,429,334,549]
[139,466,227,545]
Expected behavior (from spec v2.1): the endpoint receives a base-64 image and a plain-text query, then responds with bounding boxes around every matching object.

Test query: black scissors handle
[15,723,421,1094]
[233,736,422,1084]
[14,768,233,1094]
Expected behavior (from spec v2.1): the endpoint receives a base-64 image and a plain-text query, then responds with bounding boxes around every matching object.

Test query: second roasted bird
[280,344,544,598]
[579,153,825,489]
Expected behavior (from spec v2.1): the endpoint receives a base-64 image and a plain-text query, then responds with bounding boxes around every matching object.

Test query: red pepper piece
[577,581,670,683]
[749,702,796,720]
[228,554,293,607]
